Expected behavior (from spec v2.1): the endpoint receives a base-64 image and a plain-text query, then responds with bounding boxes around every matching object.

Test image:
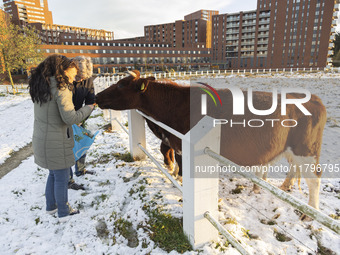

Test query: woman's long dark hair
[28,54,78,105]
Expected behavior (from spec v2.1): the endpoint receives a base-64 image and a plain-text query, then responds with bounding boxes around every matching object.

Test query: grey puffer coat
[32,77,93,170]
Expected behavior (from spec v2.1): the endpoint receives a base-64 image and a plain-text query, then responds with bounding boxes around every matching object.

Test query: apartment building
[3,0,115,45]
[40,42,211,72]
[3,0,52,24]
[2,0,338,72]
[144,10,218,48]
[30,23,114,45]
[212,0,339,69]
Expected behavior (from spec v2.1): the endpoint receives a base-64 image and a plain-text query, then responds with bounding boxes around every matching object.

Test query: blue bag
[72,124,99,161]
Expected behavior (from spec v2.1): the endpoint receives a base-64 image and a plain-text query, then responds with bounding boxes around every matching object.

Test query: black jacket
[72,77,95,111]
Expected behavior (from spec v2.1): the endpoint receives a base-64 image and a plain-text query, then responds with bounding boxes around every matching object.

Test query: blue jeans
[45,168,70,217]
[75,154,86,176]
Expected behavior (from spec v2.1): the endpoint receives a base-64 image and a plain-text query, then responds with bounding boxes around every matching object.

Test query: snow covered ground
[0,72,339,255]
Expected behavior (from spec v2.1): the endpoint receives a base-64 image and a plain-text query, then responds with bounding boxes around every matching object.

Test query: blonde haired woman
[67,56,96,190]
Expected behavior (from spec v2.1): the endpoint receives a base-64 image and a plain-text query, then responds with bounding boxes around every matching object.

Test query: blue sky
[48,0,258,39]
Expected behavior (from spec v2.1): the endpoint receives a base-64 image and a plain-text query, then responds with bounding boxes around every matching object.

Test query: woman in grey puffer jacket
[29,54,94,221]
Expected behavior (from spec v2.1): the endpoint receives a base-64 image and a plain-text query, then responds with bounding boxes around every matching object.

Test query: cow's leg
[160,142,175,172]
[300,163,321,210]
[174,153,182,177]
[280,169,297,192]
[280,149,299,191]
[280,157,297,192]
[289,152,321,216]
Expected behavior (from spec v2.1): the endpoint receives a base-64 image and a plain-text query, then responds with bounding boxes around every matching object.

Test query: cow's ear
[136,77,154,93]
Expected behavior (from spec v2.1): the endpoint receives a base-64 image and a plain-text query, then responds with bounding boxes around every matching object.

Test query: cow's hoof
[252,188,261,194]
[300,214,313,222]
[279,184,292,192]
[165,164,174,173]
[173,163,180,176]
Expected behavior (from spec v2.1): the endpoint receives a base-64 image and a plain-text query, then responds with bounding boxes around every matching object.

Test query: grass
[114,218,139,248]
[35,217,40,225]
[260,219,277,225]
[113,152,134,162]
[225,217,238,225]
[98,180,111,186]
[123,171,141,183]
[231,184,245,194]
[145,207,192,253]
[88,152,133,166]
[273,228,292,242]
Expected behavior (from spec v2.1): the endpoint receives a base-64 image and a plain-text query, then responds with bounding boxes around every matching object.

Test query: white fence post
[182,116,221,249]
[128,110,146,160]
[110,110,123,131]
[102,81,111,120]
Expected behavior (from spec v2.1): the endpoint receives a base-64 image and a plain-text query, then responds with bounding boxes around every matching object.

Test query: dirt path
[0,143,33,179]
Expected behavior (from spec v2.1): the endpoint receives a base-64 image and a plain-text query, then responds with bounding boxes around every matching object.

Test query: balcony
[226,36,239,41]
[241,53,254,57]
[226,30,240,34]
[242,35,255,39]
[258,39,269,43]
[258,26,269,31]
[242,22,256,27]
[242,29,256,33]
[258,34,269,38]
[257,46,268,51]
[241,47,254,51]
[226,48,238,52]
[241,41,255,46]
[229,42,239,46]
[227,23,240,28]
[259,19,270,25]
[259,12,271,18]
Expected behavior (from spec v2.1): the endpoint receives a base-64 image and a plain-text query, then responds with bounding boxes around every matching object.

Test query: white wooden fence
[94,74,340,254]
[94,66,335,86]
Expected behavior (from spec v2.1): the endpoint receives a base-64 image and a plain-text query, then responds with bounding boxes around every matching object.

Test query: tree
[332,32,340,67]
[0,12,43,91]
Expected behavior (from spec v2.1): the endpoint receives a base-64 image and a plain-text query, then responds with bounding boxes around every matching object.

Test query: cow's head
[95,70,155,110]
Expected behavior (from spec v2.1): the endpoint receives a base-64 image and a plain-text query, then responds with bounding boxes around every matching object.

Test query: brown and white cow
[95,70,327,211]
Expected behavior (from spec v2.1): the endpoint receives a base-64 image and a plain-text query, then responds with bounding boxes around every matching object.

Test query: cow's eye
[117,83,124,88]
